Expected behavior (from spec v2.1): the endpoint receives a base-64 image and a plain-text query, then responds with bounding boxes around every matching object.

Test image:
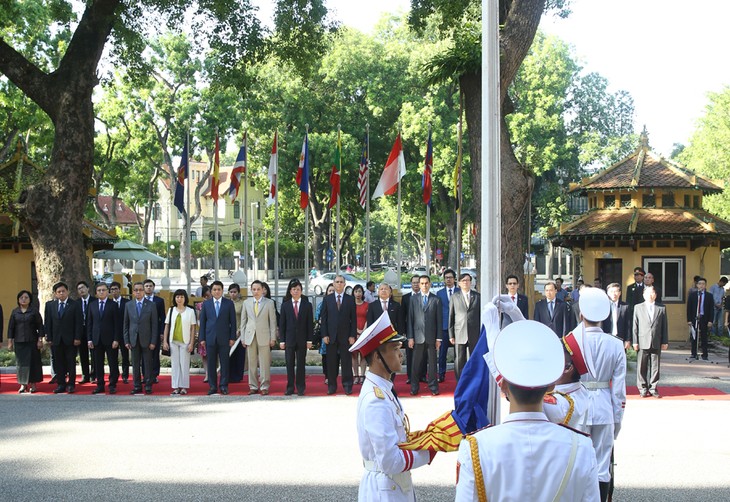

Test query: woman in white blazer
[163,289,197,395]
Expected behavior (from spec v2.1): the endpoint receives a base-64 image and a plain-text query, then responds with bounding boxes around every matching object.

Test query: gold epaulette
[373,387,385,399]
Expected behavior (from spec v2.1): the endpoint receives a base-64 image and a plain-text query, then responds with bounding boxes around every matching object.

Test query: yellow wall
[576,244,722,342]
[1,249,35,336]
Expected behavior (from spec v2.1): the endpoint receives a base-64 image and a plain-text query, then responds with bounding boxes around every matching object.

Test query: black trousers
[131,344,154,390]
[411,342,438,393]
[326,338,353,392]
[77,342,92,377]
[691,320,709,358]
[119,344,130,379]
[206,341,230,390]
[54,342,77,386]
[93,341,120,388]
[285,343,308,393]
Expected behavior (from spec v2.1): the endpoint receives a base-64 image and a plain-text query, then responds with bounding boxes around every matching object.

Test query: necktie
[215,300,220,317]
[448,288,453,298]
[612,303,618,336]
[382,301,387,313]
[136,301,142,316]
[548,301,554,318]
[100,301,105,316]
[254,300,259,316]
[59,302,65,316]
[83,298,87,316]
[337,295,341,310]
[698,293,703,317]
[511,295,516,303]
[294,300,299,318]
[423,294,428,309]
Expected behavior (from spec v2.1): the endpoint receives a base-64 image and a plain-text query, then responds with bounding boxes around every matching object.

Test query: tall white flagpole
[425,123,431,270]
[243,131,249,278]
[304,124,310,295]
[335,124,341,272]
[483,0,502,426]
[213,129,220,281]
[365,124,371,282]
[397,127,402,281]
[185,131,191,295]
[273,130,279,302]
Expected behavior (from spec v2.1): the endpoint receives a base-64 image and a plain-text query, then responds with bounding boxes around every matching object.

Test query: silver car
[309,272,367,296]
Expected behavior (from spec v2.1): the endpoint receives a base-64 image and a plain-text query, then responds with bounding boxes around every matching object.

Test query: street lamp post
[251,202,259,279]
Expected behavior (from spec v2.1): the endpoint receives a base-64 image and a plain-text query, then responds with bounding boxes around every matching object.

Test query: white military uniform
[357,371,431,501]
[455,411,599,501]
[580,326,626,482]
[543,381,590,432]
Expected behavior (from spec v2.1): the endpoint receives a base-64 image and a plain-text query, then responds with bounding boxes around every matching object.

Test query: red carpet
[0,372,457,397]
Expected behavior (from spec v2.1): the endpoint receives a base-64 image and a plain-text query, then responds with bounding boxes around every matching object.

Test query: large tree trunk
[0,0,120,304]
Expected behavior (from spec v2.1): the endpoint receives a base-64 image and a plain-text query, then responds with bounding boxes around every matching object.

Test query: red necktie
[511,295,516,303]
[294,300,299,319]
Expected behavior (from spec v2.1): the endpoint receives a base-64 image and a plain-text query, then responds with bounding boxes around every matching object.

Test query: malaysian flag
[357,133,369,209]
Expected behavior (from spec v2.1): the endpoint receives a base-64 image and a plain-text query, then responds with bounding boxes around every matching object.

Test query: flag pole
[456,107,463,275]
[397,125,402,284]
[365,124,371,282]
[304,124,310,295]
[425,123,431,272]
[243,130,249,279]
[185,131,191,295]
[335,124,341,272]
[213,129,220,281]
[274,130,279,304]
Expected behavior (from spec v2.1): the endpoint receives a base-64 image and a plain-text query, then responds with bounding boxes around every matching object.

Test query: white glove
[491,294,525,322]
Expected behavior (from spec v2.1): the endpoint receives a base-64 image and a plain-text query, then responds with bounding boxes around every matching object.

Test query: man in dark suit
[625,266,646,320]
[110,281,130,383]
[603,283,631,349]
[633,286,669,397]
[687,277,715,360]
[86,282,122,394]
[448,273,481,381]
[143,279,166,383]
[123,282,159,394]
[320,274,357,395]
[436,268,456,383]
[502,274,528,327]
[279,279,313,396]
[199,280,237,394]
[76,280,94,384]
[407,275,442,395]
[44,282,83,393]
[398,276,421,384]
[534,281,574,337]
[366,283,401,333]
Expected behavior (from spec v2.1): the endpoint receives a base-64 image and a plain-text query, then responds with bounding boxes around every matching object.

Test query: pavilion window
[644,257,684,302]
[604,195,615,208]
[620,194,632,207]
[661,193,675,207]
[642,194,656,208]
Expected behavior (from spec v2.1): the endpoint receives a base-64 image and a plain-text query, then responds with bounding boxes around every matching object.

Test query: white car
[309,272,367,296]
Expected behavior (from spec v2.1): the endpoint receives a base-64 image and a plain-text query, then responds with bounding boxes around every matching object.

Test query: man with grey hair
[633,286,668,398]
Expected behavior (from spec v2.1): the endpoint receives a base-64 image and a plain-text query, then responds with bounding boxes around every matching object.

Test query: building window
[233,201,240,219]
[661,193,675,207]
[620,194,632,207]
[153,203,162,221]
[644,257,684,302]
[673,241,687,247]
[190,231,197,241]
[232,231,241,241]
[684,195,691,208]
[209,231,222,241]
[604,195,615,208]
[639,241,653,247]
[642,194,656,208]
[154,232,162,242]
[693,195,700,208]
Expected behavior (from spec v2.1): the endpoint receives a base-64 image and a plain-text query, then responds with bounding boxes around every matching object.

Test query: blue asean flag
[451,323,491,433]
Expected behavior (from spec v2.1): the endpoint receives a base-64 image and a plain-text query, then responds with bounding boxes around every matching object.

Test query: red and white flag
[372,133,406,199]
[268,131,278,200]
[357,134,368,209]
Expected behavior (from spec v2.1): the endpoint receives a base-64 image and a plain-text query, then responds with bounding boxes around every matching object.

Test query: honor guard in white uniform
[351,312,436,502]
[456,321,599,502]
[543,327,595,431]
[575,287,626,501]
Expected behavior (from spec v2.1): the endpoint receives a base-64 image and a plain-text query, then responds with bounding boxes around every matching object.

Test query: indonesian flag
[268,131,278,199]
[372,133,406,199]
[328,130,341,209]
[295,132,310,209]
[422,131,433,206]
[357,134,368,209]
[228,133,246,202]
[212,132,220,205]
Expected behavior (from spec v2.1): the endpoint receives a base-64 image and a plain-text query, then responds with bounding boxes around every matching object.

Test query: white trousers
[170,341,191,389]
[586,423,614,482]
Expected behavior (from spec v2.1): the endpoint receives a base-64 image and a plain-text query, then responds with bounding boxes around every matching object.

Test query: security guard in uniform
[455,321,599,502]
[351,312,436,501]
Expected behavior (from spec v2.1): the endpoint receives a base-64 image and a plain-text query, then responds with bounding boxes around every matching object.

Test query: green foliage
[679,87,730,221]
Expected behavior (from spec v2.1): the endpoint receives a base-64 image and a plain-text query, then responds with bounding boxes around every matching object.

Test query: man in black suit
[449,273,481,380]
[398,276,421,384]
[687,277,715,360]
[603,283,631,349]
[86,283,122,394]
[143,279,166,383]
[320,274,357,395]
[76,281,94,383]
[44,282,83,393]
[502,274,528,327]
[199,280,237,395]
[407,275,442,395]
[109,282,130,383]
[533,281,574,337]
[366,283,401,333]
[124,282,159,394]
[279,279,313,396]
[625,266,646,319]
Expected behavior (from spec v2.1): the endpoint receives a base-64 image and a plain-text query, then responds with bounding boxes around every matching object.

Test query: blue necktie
[100,301,105,316]
[548,301,554,318]
[215,300,220,317]
[136,301,142,316]
[58,302,65,316]
[423,294,428,309]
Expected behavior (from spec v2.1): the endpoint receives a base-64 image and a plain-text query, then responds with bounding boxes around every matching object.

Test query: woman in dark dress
[7,290,44,393]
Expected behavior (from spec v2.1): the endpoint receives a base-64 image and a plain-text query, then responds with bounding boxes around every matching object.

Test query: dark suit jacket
[687,290,715,325]
[407,292,442,344]
[626,282,645,311]
[501,293,529,326]
[112,297,128,334]
[44,299,83,346]
[320,292,357,343]
[633,302,668,350]
[449,290,481,347]
[199,297,237,345]
[366,298,402,334]
[279,297,313,347]
[86,299,121,346]
[399,292,415,340]
[533,298,574,337]
[123,298,159,348]
[601,301,630,342]
[148,295,166,336]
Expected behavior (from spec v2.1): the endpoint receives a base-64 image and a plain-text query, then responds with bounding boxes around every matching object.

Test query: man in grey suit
[632,286,668,398]
[448,273,481,381]
[407,275,442,395]
[123,282,158,395]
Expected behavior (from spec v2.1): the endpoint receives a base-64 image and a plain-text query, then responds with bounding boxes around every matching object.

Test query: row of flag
[173,128,460,215]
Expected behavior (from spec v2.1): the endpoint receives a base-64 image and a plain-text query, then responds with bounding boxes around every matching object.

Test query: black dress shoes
[92,387,105,394]
[67,386,76,394]
[221,387,229,395]
[438,375,445,383]
[327,388,336,395]
[345,387,353,395]
[297,391,305,396]
[145,387,153,395]
[109,386,117,395]
[410,390,418,396]
[431,390,440,396]
[49,376,58,384]
[53,386,66,394]
[130,388,143,395]
[285,390,294,396]
[207,388,218,395]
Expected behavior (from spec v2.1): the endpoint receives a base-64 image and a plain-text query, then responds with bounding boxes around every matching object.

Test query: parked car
[370,262,388,271]
[410,266,428,276]
[93,272,115,285]
[309,272,367,296]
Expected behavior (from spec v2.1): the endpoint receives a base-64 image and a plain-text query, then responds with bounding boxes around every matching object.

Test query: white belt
[584,381,610,390]
[362,460,413,493]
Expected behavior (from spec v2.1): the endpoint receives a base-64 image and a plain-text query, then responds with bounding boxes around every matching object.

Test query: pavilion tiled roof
[0,215,116,246]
